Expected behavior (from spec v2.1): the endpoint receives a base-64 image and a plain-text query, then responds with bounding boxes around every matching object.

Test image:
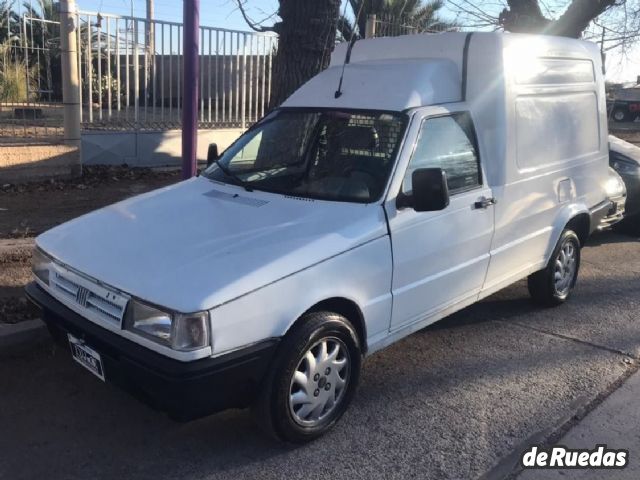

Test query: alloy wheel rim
[288,337,351,427]
[554,240,577,295]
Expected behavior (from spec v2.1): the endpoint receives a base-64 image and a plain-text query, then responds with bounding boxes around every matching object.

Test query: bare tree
[499,0,618,37]
[448,0,639,44]
[236,0,341,109]
[447,0,640,77]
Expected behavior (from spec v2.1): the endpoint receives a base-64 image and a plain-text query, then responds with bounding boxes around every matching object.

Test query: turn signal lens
[172,312,210,351]
[32,248,51,285]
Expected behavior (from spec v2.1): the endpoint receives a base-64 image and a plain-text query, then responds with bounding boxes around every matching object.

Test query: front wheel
[252,311,361,443]
[528,229,581,306]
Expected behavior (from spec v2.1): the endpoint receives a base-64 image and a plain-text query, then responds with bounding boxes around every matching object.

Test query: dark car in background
[607,87,640,122]
[609,135,640,232]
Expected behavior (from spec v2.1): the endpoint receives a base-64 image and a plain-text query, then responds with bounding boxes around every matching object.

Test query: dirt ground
[1,165,180,238]
[0,166,180,323]
[610,125,640,145]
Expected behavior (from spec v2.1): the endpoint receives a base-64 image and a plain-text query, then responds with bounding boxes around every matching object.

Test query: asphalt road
[1,231,639,480]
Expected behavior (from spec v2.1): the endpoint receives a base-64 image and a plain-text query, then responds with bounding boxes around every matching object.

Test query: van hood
[36,177,387,312]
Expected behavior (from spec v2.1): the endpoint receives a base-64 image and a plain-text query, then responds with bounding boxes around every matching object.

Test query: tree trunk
[499,0,616,38]
[269,0,340,109]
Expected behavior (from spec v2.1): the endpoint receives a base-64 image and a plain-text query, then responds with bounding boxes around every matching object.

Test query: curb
[0,319,49,354]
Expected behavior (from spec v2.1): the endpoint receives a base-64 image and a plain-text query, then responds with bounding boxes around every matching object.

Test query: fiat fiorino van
[27,32,611,442]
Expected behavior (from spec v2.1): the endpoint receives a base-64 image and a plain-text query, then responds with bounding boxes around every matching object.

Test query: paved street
[1,231,639,480]
[518,369,640,480]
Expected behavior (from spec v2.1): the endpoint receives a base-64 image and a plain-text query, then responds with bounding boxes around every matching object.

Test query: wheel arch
[286,297,368,354]
[565,212,590,247]
[545,205,590,262]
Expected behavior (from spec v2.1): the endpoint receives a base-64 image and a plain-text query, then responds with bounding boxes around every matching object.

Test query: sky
[76,0,638,83]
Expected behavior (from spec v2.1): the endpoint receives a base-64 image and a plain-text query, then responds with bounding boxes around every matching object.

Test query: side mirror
[206,143,220,167]
[396,168,449,212]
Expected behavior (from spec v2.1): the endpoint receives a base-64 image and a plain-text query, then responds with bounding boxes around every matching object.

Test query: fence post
[365,14,376,39]
[59,0,82,175]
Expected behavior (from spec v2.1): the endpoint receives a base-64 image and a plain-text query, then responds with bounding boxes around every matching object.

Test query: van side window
[403,113,481,194]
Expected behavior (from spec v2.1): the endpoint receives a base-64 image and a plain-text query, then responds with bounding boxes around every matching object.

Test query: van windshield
[202,109,407,203]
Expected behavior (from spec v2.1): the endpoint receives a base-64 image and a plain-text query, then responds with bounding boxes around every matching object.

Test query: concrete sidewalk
[518,369,640,479]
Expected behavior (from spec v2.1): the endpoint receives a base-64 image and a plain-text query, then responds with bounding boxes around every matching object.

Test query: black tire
[252,311,362,443]
[528,229,581,307]
[612,108,628,122]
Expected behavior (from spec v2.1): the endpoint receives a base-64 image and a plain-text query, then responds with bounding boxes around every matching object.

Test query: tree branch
[499,0,623,38]
[551,0,618,37]
[234,0,277,33]
[498,0,550,33]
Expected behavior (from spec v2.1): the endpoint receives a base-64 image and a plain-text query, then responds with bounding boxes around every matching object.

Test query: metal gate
[75,11,277,130]
[0,7,277,140]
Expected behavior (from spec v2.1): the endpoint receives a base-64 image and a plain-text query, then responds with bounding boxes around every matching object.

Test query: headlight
[605,174,626,197]
[32,248,52,285]
[612,158,640,176]
[125,299,210,351]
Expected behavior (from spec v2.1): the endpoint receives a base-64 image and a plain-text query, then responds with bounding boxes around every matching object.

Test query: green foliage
[0,42,34,101]
[91,72,123,107]
[0,61,31,102]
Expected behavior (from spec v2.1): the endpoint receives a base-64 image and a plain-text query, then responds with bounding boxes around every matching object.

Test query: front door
[386,110,495,330]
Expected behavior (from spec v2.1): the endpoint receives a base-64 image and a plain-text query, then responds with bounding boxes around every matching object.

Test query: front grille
[49,268,128,327]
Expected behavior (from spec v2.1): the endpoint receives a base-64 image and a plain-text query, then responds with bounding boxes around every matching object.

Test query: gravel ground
[0,230,638,480]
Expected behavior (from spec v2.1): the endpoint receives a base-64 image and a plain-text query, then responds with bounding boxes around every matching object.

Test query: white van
[27,32,610,442]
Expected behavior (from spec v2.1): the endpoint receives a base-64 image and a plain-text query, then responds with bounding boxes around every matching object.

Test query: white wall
[81,128,244,167]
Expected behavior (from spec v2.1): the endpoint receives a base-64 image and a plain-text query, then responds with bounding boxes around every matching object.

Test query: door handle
[474,196,497,209]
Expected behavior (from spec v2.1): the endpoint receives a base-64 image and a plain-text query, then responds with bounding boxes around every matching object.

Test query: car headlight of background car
[605,172,626,197]
[124,299,210,352]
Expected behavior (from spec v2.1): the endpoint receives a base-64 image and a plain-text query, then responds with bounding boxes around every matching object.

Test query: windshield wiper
[214,159,253,192]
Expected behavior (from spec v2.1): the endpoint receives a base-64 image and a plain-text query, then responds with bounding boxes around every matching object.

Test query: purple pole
[182,0,199,179]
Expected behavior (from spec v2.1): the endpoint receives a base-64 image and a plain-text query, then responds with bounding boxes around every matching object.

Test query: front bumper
[589,199,614,233]
[598,194,626,230]
[25,282,279,420]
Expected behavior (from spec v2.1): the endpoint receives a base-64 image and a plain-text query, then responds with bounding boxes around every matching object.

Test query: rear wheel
[252,311,361,443]
[528,229,581,306]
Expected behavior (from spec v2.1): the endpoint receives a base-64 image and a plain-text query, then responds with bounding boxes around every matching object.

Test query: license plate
[68,334,105,381]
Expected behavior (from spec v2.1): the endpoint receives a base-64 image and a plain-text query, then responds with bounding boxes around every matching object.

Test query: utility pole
[59,0,82,175]
[145,0,154,116]
[182,0,199,178]
[365,14,376,39]
[146,0,154,53]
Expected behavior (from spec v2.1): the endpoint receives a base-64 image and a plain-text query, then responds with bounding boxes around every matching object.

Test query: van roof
[282,57,462,112]
[281,32,600,112]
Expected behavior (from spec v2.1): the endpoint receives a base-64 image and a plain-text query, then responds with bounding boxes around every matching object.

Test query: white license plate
[68,334,105,381]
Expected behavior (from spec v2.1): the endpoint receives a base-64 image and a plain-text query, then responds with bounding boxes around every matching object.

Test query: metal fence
[76,11,277,130]
[1,15,65,142]
[0,7,277,140]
